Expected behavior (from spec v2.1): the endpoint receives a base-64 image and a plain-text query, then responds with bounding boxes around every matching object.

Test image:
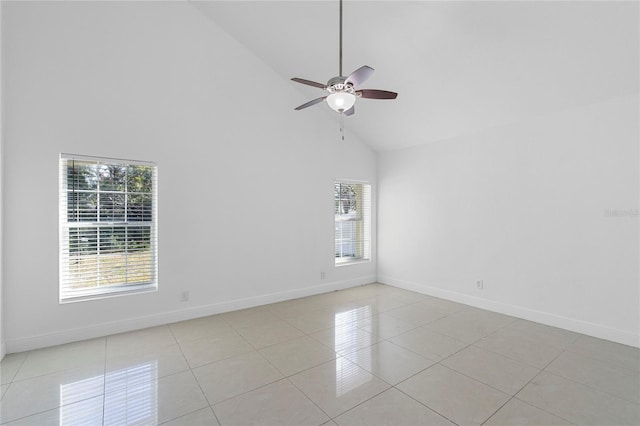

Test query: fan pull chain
[340,112,345,141]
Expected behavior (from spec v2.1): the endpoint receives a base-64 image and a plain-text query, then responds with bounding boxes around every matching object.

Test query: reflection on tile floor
[1,283,638,425]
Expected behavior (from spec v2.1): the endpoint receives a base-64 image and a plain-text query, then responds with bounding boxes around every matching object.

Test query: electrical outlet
[320,271,326,280]
[181,291,190,302]
[476,280,484,290]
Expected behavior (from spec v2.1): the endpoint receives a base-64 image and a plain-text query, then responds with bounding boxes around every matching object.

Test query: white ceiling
[192,1,638,151]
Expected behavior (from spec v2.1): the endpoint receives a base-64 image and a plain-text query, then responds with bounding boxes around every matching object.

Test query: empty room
[0,0,638,425]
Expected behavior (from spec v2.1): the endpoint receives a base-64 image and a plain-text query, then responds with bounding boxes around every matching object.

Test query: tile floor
[1,283,639,425]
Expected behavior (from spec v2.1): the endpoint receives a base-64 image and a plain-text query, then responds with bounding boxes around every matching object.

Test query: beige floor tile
[161,407,220,426]
[0,365,104,423]
[507,320,580,348]
[192,351,282,404]
[213,379,329,426]
[385,304,449,327]
[3,394,104,425]
[337,284,387,300]
[425,308,514,343]
[259,335,337,376]
[105,343,189,394]
[169,315,235,343]
[235,318,305,349]
[283,308,355,334]
[333,305,376,328]
[312,299,363,316]
[397,364,510,426]
[352,295,409,315]
[475,327,563,368]
[223,308,283,329]
[268,298,325,319]
[416,297,468,315]
[342,341,435,385]
[313,289,358,302]
[179,332,253,368]
[334,388,454,426]
[389,327,467,361]
[310,323,380,355]
[373,287,430,304]
[289,357,390,418]
[104,370,208,425]
[545,350,640,403]
[567,335,640,372]
[484,398,573,426]
[357,313,417,340]
[106,326,176,358]
[442,345,540,395]
[14,338,105,381]
[517,371,640,425]
[0,352,28,384]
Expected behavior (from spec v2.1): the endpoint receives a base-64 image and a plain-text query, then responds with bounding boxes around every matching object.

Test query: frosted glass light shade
[326,92,356,112]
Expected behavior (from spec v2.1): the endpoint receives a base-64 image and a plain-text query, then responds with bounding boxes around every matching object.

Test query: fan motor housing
[327,76,347,86]
[327,76,355,94]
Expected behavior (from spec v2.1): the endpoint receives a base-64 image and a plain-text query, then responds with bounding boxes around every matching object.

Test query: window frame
[59,153,158,303]
[334,180,371,266]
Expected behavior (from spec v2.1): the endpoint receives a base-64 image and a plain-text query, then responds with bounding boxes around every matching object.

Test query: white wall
[0,0,4,360]
[378,95,639,347]
[2,1,376,353]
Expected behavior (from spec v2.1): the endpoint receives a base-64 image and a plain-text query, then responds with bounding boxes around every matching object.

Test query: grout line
[479,347,575,425]
[187,367,223,426]
[168,322,224,426]
[328,386,390,424]
[391,383,461,426]
[540,362,640,406]
[285,376,335,423]
[155,406,218,426]
[5,350,30,384]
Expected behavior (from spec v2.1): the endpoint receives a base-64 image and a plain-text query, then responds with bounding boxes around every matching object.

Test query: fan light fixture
[327,92,356,112]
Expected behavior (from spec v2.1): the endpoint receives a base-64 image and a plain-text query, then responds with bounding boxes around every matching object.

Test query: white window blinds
[335,181,371,265]
[59,154,157,302]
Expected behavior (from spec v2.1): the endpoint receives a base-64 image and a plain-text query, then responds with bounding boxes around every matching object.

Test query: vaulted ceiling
[192,1,638,151]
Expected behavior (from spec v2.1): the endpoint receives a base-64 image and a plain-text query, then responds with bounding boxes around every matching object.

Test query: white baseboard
[379,275,640,348]
[6,276,375,353]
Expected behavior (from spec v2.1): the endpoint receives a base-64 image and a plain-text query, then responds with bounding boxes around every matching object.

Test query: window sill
[335,259,371,268]
[60,283,157,304]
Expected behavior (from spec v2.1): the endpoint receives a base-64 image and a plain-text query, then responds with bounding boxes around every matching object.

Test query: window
[59,154,157,302]
[334,181,371,265]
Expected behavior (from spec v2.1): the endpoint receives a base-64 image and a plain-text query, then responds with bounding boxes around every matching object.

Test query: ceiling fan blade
[357,89,398,100]
[294,96,326,110]
[345,65,374,87]
[344,106,355,116]
[291,78,327,89]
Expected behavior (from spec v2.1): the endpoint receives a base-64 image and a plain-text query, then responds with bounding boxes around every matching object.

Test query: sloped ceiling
[192,1,638,151]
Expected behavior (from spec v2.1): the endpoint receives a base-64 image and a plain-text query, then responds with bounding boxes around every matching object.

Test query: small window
[59,154,157,302]
[335,181,371,265]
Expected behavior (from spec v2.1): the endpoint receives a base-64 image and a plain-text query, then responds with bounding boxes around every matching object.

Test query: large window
[334,181,371,265]
[59,154,157,302]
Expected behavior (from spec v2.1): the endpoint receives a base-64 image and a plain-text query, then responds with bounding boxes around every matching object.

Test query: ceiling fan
[291,0,398,117]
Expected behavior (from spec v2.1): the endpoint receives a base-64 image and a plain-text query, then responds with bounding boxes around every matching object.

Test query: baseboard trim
[6,276,375,353]
[379,275,640,348]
